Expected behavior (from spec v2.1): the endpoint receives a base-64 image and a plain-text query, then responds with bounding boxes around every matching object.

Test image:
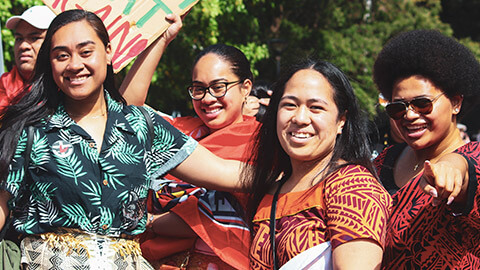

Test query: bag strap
[0,126,34,240]
[270,176,287,270]
[138,106,154,147]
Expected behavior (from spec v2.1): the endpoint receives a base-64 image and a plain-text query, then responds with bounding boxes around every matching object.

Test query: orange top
[250,165,392,269]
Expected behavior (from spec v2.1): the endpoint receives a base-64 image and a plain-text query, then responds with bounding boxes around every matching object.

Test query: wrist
[146,214,156,233]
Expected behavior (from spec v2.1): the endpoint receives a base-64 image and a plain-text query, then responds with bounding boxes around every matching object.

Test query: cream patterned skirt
[20,229,153,270]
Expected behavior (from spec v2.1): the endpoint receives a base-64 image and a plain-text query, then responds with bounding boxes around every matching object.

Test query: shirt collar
[44,90,135,135]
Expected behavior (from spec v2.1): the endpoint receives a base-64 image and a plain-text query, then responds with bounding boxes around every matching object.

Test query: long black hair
[242,58,375,228]
[0,9,125,182]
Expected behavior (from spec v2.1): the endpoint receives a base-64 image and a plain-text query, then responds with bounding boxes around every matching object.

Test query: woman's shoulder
[456,141,480,156]
[325,164,389,195]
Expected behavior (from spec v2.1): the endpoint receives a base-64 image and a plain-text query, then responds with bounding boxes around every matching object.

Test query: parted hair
[0,9,124,182]
[241,58,375,230]
[192,44,253,83]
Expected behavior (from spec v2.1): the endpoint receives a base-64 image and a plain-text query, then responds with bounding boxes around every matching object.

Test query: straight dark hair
[241,58,376,230]
[0,9,125,182]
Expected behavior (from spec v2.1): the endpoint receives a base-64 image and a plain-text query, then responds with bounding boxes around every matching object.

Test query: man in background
[0,6,55,114]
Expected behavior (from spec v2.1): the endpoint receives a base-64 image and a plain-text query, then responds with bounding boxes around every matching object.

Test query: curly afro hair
[373,29,480,119]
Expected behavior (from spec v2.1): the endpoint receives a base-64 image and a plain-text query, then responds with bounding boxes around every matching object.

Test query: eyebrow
[14,31,44,36]
[281,95,328,105]
[51,40,96,52]
[192,78,228,85]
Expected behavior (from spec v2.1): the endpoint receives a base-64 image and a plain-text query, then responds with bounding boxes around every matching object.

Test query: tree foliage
[2,0,480,120]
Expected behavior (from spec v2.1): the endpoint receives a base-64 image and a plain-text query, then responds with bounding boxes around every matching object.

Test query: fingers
[421,160,465,206]
[259,97,270,106]
[162,13,183,44]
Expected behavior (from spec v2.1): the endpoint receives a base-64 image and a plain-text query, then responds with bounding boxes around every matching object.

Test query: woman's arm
[148,212,196,238]
[333,239,383,270]
[119,13,183,106]
[0,190,11,231]
[169,144,245,192]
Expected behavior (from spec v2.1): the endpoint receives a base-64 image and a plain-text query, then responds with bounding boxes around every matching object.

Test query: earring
[454,108,459,113]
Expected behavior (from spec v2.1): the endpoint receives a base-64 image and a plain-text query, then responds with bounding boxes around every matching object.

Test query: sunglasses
[385,93,444,120]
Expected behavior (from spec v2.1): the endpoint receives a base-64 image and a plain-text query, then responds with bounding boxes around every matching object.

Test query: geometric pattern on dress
[375,141,480,269]
[250,165,392,269]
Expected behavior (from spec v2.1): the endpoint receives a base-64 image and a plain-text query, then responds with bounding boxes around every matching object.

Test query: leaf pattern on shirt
[31,130,50,168]
[55,152,87,185]
[100,159,126,189]
[127,106,149,145]
[81,180,102,206]
[32,181,57,202]
[5,91,196,237]
[38,199,60,225]
[13,129,27,161]
[107,142,143,165]
[62,203,93,231]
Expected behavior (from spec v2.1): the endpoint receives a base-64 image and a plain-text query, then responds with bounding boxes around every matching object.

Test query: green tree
[2,0,480,120]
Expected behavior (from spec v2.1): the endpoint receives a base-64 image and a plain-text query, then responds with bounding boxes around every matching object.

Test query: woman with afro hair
[373,29,480,269]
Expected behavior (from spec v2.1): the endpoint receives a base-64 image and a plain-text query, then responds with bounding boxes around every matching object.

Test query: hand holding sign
[43,0,199,72]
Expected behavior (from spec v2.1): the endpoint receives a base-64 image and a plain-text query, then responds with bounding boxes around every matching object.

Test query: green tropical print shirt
[3,91,197,237]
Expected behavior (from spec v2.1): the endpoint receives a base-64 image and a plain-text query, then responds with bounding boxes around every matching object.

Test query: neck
[286,154,334,192]
[208,115,244,134]
[18,69,32,83]
[65,90,107,118]
[413,126,465,166]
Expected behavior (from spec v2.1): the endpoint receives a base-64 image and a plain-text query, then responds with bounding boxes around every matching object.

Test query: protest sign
[43,0,199,72]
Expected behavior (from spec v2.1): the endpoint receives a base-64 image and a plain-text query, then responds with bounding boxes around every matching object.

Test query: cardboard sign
[43,0,198,72]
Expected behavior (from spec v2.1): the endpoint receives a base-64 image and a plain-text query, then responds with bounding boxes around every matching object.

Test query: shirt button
[89,142,95,148]
[102,224,109,230]
[103,180,108,186]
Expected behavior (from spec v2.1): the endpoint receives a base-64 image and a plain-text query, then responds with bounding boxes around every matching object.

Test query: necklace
[67,111,107,119]
[413,163,421,171]
[412,139,465,171]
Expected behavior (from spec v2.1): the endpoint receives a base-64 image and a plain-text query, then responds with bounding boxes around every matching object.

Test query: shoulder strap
[24,126,34,175]
[138,106,154,147]
[270,176,288,270]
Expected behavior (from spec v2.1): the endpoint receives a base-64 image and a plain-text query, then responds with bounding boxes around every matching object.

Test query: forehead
[284,69,335,98]
[392,75,441,98]
[51,20,101,47]
[192,53,235,81]
[14,20,45,36]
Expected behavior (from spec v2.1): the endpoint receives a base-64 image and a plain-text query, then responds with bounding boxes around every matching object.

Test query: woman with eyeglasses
[122,44,257,269]
[0,9,251,269]
[373,29,480,269]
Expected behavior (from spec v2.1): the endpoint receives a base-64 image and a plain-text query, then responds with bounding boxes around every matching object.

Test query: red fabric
[0,66,27,115]
[141,116,260,269]
[375,142,480,269]
[171,116,210,141]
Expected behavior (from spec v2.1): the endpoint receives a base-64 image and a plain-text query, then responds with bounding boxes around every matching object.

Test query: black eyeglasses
[385,93,444,120]
[187,80,242,100]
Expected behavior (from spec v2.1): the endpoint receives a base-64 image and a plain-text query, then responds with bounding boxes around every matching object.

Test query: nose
[403,103,420,119]
[201,89,218,104]
[292,106,311,125]
[18,40,32,51]
[66,54,84,72]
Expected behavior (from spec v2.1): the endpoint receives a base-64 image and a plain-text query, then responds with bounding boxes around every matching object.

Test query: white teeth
[291,132,312,138]
[406,124,427,132]
[69,76,87,82]
[205,108,221,114]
